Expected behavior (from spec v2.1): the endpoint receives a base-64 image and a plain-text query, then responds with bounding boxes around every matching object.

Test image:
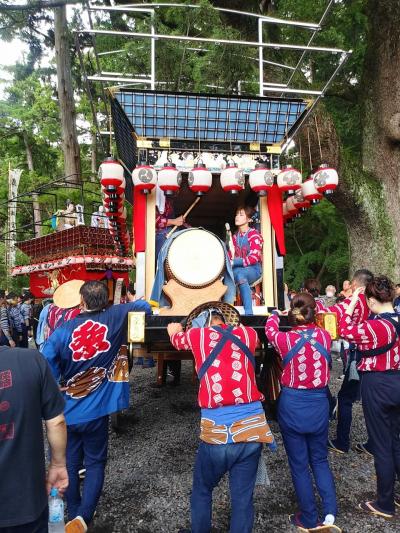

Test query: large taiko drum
[165,229,225,289]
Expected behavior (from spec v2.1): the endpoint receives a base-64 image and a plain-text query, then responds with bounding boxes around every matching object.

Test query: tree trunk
[296,0,400,281]
[22,130,42,238]
[54,5,81,184]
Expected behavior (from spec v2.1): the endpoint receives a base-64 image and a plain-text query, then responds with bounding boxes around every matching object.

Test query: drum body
[165,229,225,288]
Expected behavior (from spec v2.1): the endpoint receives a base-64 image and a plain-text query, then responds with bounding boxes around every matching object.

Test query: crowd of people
[1,272,400,533]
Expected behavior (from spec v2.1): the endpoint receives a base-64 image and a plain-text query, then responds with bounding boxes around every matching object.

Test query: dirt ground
[89,357,400,533]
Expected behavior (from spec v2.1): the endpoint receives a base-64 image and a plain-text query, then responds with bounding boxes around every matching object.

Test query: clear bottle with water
[48,487,65,532]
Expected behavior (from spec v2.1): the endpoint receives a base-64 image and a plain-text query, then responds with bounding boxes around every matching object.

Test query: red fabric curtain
[266,185,286,256]
[133,188,146,253]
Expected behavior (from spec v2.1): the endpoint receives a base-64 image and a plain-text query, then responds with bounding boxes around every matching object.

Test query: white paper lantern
[313,164,339,194]
[293,188,311,211]
[188,163,212,195]
[277,165,302,192]
[220,165,245,194]
[132,163,157,194]
[99,158,125,191]
[302,177,323,204]
[249,163,275,196]
[157,164,182,196]
[286,195,300,218]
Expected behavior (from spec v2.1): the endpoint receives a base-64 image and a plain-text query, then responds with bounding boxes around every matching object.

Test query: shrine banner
[267,184,286,256]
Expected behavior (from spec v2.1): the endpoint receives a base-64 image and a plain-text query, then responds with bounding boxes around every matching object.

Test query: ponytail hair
[288,293,316,327]
[365,275,395,303]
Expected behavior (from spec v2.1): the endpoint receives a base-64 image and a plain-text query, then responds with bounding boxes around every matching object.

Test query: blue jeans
[361,371,400,514]
[66,415,109,523]
[233,263,262,315]
[333,369,361,451]
[0,506,48,533]
[191,441,262,533]
[278,387,337,528]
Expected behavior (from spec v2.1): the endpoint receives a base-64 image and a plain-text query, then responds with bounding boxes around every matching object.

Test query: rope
[307,127,313,170]
[314,115,323,161]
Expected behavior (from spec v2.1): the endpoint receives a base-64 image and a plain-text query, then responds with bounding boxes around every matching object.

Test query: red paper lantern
[132,163,157,194]
[188,163,212,195]
[157,163,182,196]
[277,166,302,192]
[249,163,275,196]
[313,164,339,194]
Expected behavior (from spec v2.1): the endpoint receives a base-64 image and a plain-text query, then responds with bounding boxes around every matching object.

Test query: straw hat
[53,279,85,309]
[185,301,240,330]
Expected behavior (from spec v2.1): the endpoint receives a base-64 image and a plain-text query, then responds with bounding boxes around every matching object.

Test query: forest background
[0,0,398,292]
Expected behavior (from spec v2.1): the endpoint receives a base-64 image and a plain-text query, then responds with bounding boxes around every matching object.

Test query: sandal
[289,513,310,532]
[354,443,373,457]
[358,501,394,519]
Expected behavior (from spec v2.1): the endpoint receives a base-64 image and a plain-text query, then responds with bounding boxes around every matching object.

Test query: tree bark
[295,0,400,281]
[22,130,42,238]
[54,5,81,184]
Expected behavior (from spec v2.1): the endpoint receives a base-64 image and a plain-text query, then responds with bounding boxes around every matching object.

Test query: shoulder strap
[358,315,400,358]
[282,329,331,368]
[197,326,233,381]
[213,326,256,369]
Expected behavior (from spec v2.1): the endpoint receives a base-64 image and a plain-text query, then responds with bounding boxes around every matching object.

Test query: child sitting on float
[231,205,263,315]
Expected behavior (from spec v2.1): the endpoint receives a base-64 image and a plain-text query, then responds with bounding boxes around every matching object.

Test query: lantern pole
[259,196,277,308]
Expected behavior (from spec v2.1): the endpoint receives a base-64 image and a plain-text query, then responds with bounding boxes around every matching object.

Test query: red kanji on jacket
[339,314,400,372]
[170,324,264,408]
[265,314,331,389]
[69,320,111,362]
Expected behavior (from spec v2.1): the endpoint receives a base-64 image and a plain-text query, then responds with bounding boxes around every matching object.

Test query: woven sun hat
[185,301,240,330]
[53,279,85,309]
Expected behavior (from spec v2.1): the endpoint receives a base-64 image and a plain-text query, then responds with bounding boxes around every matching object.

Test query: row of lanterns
[131,158,338,199]
[99,158,339,241]
[98,158,130,255]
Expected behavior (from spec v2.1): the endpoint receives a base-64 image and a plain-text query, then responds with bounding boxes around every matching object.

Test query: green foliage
[284,199,349,290]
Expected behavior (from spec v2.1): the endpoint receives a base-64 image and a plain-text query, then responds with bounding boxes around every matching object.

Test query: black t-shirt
[0,347,65,527]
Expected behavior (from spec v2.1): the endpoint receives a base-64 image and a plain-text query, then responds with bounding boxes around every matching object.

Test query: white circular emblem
[231,343,239,351]
[235,397,244,404]
[210,332,219,340]
[212,383,222,393]
[298,363,306,373]
[313,352,321,360]
[232,361,242,371]
[314,369,321,378]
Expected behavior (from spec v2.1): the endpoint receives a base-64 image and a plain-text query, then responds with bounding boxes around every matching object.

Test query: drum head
[166,229,225,288]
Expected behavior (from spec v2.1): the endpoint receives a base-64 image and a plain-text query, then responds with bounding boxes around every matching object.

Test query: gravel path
[89,357,400,533]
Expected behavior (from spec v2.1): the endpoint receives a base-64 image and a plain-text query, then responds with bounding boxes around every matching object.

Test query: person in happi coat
[339,276,400,519]
[231,206,263,316]
[168,301,275,533]
[265,293,340,532]
[42,280,151,533]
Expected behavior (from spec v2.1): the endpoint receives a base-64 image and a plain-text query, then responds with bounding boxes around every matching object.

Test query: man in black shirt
[0,346,68,532]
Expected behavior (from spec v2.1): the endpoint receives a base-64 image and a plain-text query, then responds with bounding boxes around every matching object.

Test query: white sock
[323,514,335,526]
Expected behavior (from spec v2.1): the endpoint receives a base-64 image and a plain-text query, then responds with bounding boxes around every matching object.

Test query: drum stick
[166,196,201,238]
[225,222,235,261]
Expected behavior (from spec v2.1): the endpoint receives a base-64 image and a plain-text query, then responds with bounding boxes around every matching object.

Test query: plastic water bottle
[48,488,65,532]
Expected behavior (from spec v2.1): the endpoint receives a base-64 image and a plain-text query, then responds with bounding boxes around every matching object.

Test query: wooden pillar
[145,191,156,300]
[259,196,277,307]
